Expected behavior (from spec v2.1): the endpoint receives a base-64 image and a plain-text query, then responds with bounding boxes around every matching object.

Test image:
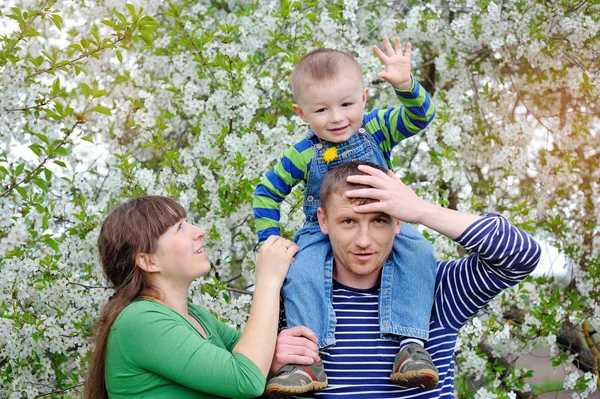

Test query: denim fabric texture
[282,128,436,349]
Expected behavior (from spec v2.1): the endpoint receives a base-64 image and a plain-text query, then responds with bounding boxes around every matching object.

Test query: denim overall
[282,128,437,349]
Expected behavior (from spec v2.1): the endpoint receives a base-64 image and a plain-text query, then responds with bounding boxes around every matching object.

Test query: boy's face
[292,70,368,143]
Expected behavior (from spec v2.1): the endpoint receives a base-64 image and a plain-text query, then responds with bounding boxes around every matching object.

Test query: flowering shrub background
[0,0,599,397]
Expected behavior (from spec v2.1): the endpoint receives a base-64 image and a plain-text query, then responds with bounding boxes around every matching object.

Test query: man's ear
[136,253,160,273]
[292,104,308,122]
[317,207,329,235]
[395,219,402,235]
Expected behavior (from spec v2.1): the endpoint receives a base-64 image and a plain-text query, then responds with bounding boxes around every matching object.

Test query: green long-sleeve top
[105,299,265,398]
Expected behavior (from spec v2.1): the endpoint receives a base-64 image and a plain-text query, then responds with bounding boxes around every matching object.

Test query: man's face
[317,192,401,288]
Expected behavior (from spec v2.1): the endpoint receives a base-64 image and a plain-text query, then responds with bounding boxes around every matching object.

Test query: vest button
[315,143,323,149]
[358,128,366,134]
[307,195,314,202]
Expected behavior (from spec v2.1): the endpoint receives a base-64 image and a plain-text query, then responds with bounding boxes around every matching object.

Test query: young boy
[253,37,438,396]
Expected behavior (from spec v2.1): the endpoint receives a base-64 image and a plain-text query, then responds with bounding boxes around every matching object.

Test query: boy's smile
[292,71,368,144]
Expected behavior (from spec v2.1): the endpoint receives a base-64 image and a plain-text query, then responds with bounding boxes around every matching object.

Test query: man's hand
[346,164,482,240]
[346,165,428,224]
[373,36,412,89]
[270,326,320,374]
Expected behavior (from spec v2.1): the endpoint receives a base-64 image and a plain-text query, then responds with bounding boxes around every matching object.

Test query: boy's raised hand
[373,36,412,89]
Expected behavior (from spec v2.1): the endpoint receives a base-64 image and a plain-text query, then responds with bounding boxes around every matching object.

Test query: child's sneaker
[265,360,328,397]
[390,344,439,389]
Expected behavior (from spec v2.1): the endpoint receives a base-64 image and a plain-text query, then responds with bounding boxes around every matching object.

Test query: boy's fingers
[404,42,412,59]
[372,45,386,61]
[394,36,402,55]
[383,35,394,56]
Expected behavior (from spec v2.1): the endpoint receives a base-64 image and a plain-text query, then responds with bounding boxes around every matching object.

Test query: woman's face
[151,219,210,284]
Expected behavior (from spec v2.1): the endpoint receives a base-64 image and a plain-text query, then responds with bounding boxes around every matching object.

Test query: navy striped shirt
[296,214,541,398]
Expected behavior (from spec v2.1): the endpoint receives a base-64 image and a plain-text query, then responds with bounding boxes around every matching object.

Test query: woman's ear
[136,253,159,273]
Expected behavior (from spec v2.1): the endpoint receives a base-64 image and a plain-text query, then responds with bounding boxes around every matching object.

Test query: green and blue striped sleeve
[363,76,435,167]
[253,141,313,242]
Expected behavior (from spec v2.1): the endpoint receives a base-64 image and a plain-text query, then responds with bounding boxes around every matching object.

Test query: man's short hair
[291,48,363,102]
[320,161,388,212]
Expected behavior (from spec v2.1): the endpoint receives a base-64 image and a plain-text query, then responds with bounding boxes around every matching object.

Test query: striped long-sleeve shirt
[253,78,435,242]
[296,214,541,398]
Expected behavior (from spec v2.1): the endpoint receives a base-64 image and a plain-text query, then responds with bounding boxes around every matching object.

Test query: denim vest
[302,128,388,223]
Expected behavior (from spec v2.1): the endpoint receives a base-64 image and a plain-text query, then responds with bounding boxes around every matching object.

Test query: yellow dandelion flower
[322,147,338,163]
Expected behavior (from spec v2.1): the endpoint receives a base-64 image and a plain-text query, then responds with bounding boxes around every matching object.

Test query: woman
[84,196,299,398]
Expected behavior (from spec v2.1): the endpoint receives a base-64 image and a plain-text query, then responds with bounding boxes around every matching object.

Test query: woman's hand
[255,236,298,289]
[234,236,299,377]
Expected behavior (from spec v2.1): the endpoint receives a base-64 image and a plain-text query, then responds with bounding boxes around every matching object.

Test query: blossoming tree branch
[0,0,598,397]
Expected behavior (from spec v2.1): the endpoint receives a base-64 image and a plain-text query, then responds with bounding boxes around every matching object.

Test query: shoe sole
[390,370,439,390]
[265,379,328,397]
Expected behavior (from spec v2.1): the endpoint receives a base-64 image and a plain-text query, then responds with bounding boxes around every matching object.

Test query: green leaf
[16,163,25,175]
[51,14,63,30]
[34,133,49,144]
[91,105,111,115]
[74,64,87,76]
[25,28,41,37]
[55,147,68,156]
[101,19,116,29]
[44,110,62,121]
[139,16,159,29]
[33,178,48,191]
[81,136,94,143]
[140,32,153,45]
[80,82,91,98]
[115,12,127,24]
[15,186,27,199]
[34,203,46,214]
[43,238,60,252]
[53,160,67,167]
[29,56,44,67]
[116,50,123,63]
[52,77,60,94]
[92,89,107,98]
[126,4,137,20]
[29,144,43,157]
[54,101,64,115]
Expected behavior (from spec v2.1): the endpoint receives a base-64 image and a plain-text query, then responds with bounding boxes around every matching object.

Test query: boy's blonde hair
[291,48,363,103]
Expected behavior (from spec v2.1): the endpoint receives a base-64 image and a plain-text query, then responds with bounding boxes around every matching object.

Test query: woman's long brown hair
[84,196,186,398]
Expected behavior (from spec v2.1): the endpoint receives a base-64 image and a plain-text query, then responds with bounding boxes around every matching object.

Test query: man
[267,161,541,398]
